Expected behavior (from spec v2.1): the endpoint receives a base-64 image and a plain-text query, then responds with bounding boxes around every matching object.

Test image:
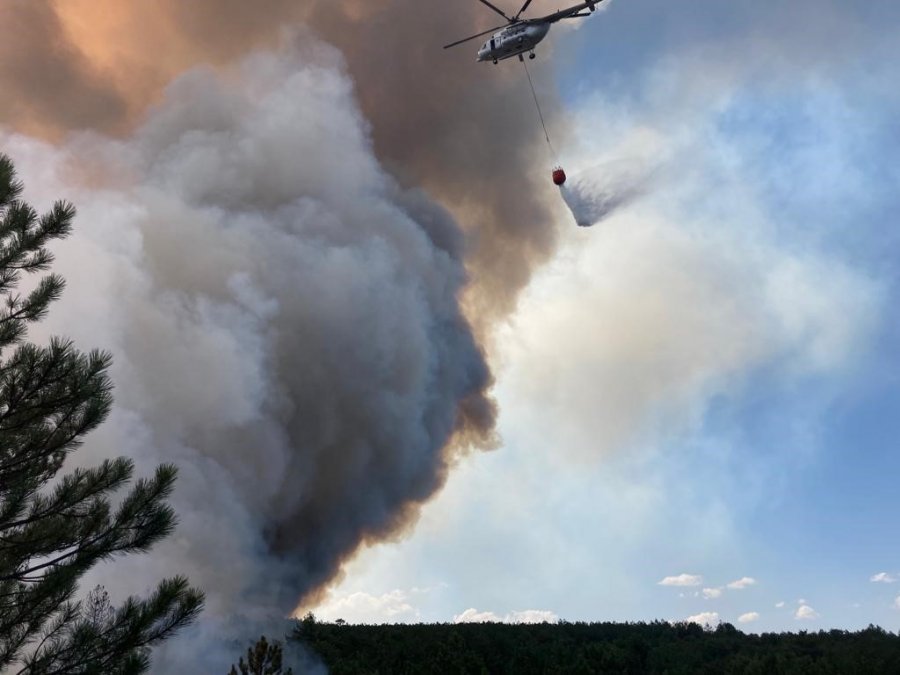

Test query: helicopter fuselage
[476,21,551,63]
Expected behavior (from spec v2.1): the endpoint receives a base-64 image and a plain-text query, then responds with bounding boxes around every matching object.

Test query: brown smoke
[0,0,126,136]
[10,0,561,323]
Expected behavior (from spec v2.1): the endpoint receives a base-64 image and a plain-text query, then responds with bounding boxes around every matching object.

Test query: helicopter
[444,0,605,64]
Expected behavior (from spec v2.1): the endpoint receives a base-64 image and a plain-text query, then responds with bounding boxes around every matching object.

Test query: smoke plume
[0,1,573,667]
[5,34,499,669]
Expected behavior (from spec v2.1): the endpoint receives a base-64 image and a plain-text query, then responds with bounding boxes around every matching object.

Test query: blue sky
[309,0,900,631]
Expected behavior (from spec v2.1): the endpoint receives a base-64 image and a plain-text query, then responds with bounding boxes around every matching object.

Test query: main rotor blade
[514,0,534,20]
[476,0,512,21]
[533,0,605,24]
[443,23,507,49]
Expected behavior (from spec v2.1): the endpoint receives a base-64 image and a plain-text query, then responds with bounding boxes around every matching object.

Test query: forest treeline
[291,616,900,675]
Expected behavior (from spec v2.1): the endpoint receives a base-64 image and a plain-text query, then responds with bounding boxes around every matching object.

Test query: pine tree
[228,636,294,675]
[0,154,204,673]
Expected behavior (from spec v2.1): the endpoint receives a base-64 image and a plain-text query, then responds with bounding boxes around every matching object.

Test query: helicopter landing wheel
[529,52,536,60]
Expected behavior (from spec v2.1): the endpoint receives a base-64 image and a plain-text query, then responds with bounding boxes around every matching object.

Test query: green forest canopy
[292,616,900,675]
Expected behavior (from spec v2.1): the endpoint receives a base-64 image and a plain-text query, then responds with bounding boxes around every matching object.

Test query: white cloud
[727,577,757,590]
[454,608,558,624]
[738,612,760,624]
[894,597,900,610]
[509,610,560,624]
[685,611,719,626]
[454,608,501,623]
[659,574,703,587]
[775,601,786,608]
[314,589,418,624]
[795,605,820,620]
[871,572,897,583]
[702,588,723,599]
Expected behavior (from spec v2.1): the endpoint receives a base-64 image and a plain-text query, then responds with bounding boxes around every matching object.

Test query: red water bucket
[552,167,567,186]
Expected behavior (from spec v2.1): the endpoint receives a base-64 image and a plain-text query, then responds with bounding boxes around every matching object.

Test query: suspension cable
[522,59,557,163]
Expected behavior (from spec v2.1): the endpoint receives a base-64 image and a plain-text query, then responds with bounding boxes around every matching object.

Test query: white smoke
[505,190,880,461]
[3,36,491,670]
[504,133,880,462]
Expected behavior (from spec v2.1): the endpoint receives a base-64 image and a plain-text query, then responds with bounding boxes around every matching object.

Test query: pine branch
[26,577,203,674]
[0,156,24,207]
[0,153,203,671]
[0,459,132,533]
